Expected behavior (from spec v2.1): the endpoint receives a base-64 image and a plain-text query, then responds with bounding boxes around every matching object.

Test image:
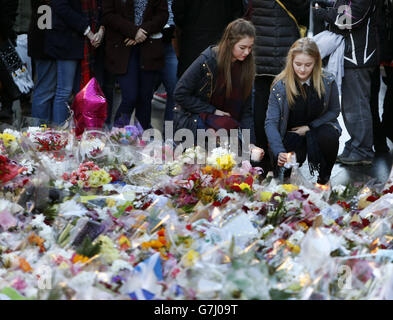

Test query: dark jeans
[341,67,374,159]
[115,46,157,130]
[157,42,178,122]
[280,124,340,183]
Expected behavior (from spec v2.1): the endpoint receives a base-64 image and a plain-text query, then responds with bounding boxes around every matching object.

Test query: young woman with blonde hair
[265,37,341,185]
[174,18,264,160]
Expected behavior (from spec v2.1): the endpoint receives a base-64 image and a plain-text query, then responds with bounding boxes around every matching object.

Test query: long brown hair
[273,37,325,107]
[216,18,256,100]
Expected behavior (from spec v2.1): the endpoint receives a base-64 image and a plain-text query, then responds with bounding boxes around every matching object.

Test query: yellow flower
[260,191,273,202]
[118,235,131,250]
[98,235,120,264]
[0,133,16,147]
[234,182,251,192]
[106,198,116,208]
[286,240,300,254]
[183,250,200,267]
[87,169,112,188]
[216,154,236,171]
[282,184,299,193]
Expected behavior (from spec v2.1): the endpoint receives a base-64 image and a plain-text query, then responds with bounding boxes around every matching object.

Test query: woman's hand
[250,144,265,161]
[124,38,137,46]
[91,27,105,48]
[289,125,310,136]
[277,152,289,167]
[135,28,148,43]
[214,109,231,117]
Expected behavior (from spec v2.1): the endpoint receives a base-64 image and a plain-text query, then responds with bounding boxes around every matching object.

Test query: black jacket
[173,46,256,144]
[172,0,243,78]
[28,0,51,59]
[318,0,379,68]
[0,0,19,45]
[44,0,89,60]
[377,0,393,63]
[251,0,310,77]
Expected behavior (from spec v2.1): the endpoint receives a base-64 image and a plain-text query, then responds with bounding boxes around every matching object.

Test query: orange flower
[158,236,167,245]
[71,254,89,264]
[28,233,46,253]
[19,258,32,273]
[157,228,165,237]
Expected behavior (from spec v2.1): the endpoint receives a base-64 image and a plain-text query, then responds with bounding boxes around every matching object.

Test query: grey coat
[264,71,342,158]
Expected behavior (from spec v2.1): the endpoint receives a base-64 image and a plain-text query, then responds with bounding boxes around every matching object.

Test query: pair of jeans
[115,46,157,130]
[341,67,374,160]
[157,42,178,122]
[31,59,78,125]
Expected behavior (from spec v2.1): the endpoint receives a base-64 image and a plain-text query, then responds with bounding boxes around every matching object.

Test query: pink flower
[0,210,18,230]
[11,277,27,291]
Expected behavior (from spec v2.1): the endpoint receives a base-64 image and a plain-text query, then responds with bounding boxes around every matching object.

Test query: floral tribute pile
[1,124,393,300]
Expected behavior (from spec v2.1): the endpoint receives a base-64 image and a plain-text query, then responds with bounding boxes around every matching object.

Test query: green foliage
[76,236,101,258]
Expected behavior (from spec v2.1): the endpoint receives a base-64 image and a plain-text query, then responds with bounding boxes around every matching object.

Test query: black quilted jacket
[251,0,310,76]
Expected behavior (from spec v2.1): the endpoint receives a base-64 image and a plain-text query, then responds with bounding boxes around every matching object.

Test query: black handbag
[0,39,34,100]
[173,105,199,138]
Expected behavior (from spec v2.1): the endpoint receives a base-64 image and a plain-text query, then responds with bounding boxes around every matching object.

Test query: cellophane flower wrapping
[3,119,393,300]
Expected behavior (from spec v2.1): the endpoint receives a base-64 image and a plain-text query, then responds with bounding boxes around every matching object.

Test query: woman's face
[292,53,315,81]
[232,37,254,62]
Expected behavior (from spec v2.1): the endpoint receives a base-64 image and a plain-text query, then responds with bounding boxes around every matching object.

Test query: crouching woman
[173,18,264,161]
[265,38,341,185]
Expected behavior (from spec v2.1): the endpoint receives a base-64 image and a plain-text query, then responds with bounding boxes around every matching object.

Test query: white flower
[111,259,134,273]
[0,199,24,215]
[59,199,88,218]
[67,271,97,292]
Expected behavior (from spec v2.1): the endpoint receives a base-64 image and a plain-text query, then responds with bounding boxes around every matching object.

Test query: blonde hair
[216,18,256,100]
[273,37,325,106]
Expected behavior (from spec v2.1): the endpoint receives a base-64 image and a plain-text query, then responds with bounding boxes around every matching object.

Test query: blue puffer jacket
[265,71,342,157]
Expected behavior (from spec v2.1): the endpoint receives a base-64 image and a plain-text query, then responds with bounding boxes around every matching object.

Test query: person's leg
[114,48,139,127]
[135,67,157,130]
[382,66,393,143]
[93,47,116,127]
[370,66,389,152]
[339,67,374,163]
[161,42,178,123]
[254,75,274,172]
[103,70,116,127]
[31,59,56,122]
[52,60,78,125]
[314,124,340,184]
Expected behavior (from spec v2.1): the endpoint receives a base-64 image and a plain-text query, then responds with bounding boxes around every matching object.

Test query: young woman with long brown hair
[173,18,264,160]
[265,37,341,185]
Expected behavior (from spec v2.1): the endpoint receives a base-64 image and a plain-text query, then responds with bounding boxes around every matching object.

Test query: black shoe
[317,176,330,185]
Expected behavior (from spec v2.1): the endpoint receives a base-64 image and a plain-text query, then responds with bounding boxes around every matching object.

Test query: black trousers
[370,66,389,152]
[279,124,340,183]
[254,75,274,174]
